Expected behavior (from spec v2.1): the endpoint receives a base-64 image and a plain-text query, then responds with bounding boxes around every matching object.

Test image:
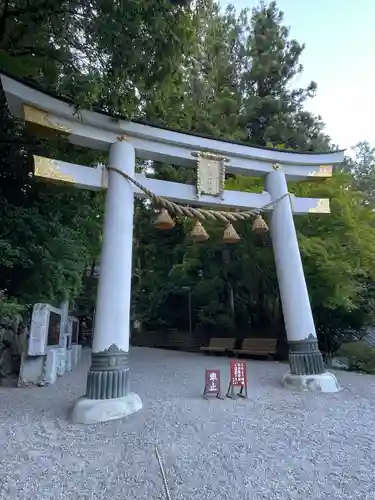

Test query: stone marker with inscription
[64,316,73,372]
[46,308,62,347]
[20,302,82,386]
[71,317,80,344]
[28,303,59,356]
[20,303,62,385]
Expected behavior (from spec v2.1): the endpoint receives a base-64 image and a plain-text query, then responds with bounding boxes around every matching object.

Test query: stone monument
[20,303,62,385]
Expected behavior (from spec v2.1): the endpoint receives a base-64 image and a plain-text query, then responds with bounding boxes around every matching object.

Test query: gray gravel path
[1,347,375,500]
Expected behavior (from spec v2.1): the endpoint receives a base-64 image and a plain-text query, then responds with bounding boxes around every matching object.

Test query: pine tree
[343,141,375,206]
[241,1,329,150]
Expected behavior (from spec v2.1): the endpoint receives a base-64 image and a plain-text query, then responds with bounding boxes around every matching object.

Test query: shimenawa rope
[108,166,294,222]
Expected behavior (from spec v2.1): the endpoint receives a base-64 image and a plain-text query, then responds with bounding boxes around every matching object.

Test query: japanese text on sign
[230,360,247,387]
[205,369,220,393]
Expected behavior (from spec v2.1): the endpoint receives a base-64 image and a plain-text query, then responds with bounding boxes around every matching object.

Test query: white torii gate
[0,73,345,424]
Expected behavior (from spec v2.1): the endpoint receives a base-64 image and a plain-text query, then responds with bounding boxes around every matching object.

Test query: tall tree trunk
[222,247,235,320]
[0,0,8,45]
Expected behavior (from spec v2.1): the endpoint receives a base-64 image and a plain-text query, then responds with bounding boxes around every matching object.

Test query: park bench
[200,337,236,355]
[234,338,277,358]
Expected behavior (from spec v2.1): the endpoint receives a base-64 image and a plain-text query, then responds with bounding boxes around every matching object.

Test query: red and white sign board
[227,360,248,398]
[203,369,224,399]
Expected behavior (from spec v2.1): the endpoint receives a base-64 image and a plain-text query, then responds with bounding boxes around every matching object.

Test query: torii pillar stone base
[71,393,142,425]
[281,372,341,393]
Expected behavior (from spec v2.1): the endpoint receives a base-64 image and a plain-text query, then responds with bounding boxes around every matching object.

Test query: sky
[223,0,375,153]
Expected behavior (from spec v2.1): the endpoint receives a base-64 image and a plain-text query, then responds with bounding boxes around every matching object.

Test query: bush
[338,342,375,374]
[0,295,25,326]
[0,295,28,379]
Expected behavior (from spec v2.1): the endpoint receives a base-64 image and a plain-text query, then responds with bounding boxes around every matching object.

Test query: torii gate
[0,73,344,424]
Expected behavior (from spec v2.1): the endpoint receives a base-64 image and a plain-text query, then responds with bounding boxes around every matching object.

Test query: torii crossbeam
[0,72,344,424]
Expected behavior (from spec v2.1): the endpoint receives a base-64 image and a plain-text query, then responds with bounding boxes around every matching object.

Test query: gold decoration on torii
[33,156,76,184]
[308,165,333,177]
[308,199,330,214]
[23,105,71,134]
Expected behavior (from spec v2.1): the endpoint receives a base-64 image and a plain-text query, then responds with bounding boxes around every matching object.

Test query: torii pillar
[266,165,340,392]
[71,139,143,424]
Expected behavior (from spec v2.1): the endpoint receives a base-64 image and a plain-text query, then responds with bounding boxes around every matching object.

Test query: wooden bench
[234,338,277,358]
[200,337,236,354]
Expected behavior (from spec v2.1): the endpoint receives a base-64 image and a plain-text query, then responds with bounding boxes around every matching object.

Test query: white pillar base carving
[281,371,341,393]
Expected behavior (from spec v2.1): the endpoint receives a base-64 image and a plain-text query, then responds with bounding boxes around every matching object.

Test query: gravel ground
[1,347,375,500]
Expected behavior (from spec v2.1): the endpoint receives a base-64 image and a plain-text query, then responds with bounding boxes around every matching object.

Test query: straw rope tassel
[223,222,241,243]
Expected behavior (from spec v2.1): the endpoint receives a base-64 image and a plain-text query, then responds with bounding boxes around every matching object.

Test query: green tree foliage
[0,0,195,319]
[1,0,375,353]
[338,342,375,374]
[132,1,375,341]
[342,141,375,206]
[0,90,103,314]
[240,2,330,150]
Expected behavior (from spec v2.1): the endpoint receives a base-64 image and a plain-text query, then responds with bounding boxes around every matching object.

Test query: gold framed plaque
[194,152,227,199]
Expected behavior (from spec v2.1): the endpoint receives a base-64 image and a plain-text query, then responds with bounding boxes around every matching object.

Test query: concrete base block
[44,349,58,385]
[56,348,66,376]
[18,355,45,386]
[70,393,143,425]
[71,345,81,367]
[71,345,78,367]
[281,371,341,393]
[65,349,72,372]
[77,345,82,363]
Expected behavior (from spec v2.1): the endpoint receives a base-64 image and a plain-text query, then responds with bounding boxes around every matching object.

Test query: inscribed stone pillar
[59,300,69,348]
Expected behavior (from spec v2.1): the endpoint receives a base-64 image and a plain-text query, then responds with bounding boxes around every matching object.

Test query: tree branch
[6,45,79,72]
[8,0,62,18]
